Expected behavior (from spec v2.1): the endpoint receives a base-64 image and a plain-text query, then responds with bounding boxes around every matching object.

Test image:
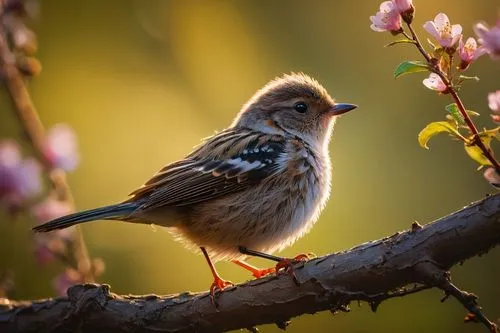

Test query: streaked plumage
[33,73,356,281]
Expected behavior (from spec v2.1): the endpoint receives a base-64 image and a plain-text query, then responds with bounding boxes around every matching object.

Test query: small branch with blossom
[0,0,103,297]
[371,0,500,187]
[370,0,500,330]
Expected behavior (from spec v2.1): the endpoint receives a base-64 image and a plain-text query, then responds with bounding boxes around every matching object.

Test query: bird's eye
[294,102,308,113]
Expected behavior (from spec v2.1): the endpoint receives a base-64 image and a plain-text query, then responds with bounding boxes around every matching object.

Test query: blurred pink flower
[370,1,402,33]
[0,140,42,210]
[423,13,462,48]
[0,141,21,198]
[489,91,500,112]
[488,91,500,123]
[458,37,487,69]
[53,268,83,296]
[483,168,500,188]
[423,73,447,92]
[474,20,500,59]
[32,197,73,224]
[32,197,75,240]
[34,244,56,265]
[44,124,80,171]
[393,0,413,13]
[33,234,71,265]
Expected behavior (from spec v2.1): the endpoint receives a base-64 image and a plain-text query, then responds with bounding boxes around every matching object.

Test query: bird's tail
[32,202,138,232]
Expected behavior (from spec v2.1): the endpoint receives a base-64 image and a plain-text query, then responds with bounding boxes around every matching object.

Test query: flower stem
[405,23,500,172]
[406,24,432,63]
[0,2,94,282]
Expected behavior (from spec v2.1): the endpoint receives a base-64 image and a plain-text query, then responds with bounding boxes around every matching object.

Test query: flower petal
[45,124,80,171]
[423,21,439,40]
[451,24,463,36]
[434,13,450,31]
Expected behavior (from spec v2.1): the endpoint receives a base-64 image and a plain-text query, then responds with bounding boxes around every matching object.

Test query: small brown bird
[33,73,356,294]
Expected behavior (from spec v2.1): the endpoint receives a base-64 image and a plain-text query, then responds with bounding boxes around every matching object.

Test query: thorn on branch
[369,300,381,312]
[330,303,350,316]
[275,319,290,331]
[411,221,423,232]
[440,292,450,303]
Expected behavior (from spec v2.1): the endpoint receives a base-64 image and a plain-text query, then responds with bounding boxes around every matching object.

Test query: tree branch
[1,194,499,333]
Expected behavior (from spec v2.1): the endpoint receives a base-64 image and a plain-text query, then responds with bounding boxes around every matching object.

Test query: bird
[33,73,356,295]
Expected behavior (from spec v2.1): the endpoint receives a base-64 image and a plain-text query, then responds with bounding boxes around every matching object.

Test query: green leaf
[464,128,500,166]
[445,103,464,126]
[385,39,416,47]
[418,121,463,149]
[394,61,430,79]
[445,104,480,127]
[464,145,492,166]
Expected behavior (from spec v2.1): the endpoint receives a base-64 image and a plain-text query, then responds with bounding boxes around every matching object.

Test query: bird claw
[275,253,314,284]
[250,267,276,279]
[209,277,234,298]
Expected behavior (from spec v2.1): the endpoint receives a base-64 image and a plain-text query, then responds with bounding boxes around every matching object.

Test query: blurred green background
[1,0,499,332]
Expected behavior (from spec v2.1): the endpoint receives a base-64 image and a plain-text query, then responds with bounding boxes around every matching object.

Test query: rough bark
[1,194,499,333]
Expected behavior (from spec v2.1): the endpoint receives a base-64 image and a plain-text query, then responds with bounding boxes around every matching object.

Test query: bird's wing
[128,129,287,209]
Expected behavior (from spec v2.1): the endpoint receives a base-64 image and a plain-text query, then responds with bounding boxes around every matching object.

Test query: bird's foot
[275,253,315,284]
[232,260,276,278]
[209,276,234,297]
[250,267,276,279]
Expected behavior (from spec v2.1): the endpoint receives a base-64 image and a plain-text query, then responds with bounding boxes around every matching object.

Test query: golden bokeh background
[1,0,499,332]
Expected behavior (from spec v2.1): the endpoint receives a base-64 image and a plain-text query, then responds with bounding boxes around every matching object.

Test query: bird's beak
[330,103,357,116]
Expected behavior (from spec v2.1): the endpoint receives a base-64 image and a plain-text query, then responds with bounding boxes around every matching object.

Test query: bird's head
[232,73,356,148]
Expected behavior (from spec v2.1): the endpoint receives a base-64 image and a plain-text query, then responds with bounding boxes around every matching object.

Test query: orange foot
[232,260,276,278]
[251,267,276,278]
[210,276,234,297]
[275,253,315,283]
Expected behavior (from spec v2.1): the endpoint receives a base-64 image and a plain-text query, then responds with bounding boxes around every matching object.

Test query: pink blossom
[489,91,500,112]
[0,141,21,198]
[423,73,447,92]
[44,124,80,171]
[370,1,402,33]
[474,20,500,60]
[32,197,75,265]
[15,159,42,199]
[488,91,500,123]
[484,168,500,188]
[32,197,73,224]
[52,268,83,296]
[33,234,71,265]
[423,13,462,48]
[0,140,42,210]
[458,37,487,69]
[34,244,56,265]
[32,197,75,240]
[393,0,413,13]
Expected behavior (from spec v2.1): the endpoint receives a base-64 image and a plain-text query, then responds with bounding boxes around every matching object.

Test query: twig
[404,22,500,172]
[441,281,497,332]
[0,193,499,333]
[415,261,498,332]
[0,0,93,282]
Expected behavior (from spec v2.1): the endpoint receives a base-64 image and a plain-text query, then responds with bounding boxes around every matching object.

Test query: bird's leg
[200,247,233,298]
[238,246,314,283]
[232,260,276,278]
[238,246,284,262]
